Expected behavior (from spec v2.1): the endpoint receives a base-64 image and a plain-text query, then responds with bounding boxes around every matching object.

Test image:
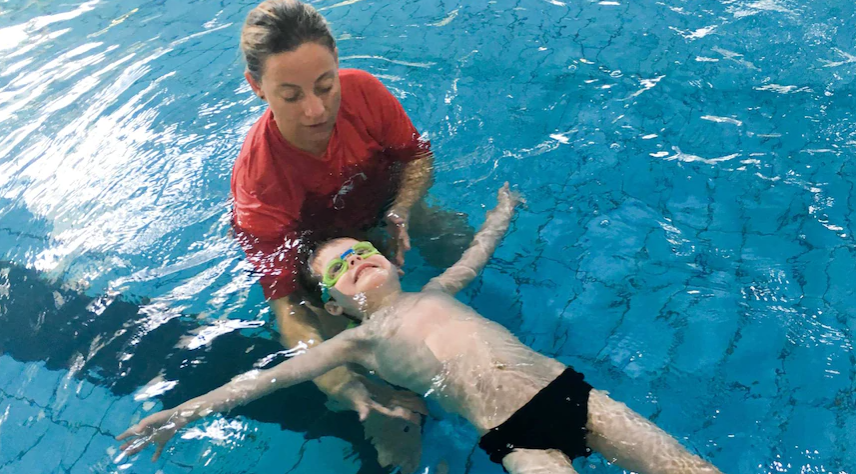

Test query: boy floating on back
[119,184,722,474]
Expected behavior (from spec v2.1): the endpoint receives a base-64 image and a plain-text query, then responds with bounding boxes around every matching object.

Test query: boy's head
[305,237,401,317]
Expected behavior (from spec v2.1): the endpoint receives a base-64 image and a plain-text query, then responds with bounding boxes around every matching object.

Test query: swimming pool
[1,0,854,472]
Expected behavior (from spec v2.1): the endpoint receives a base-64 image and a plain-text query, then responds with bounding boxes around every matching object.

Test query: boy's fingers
[152,444,164,462]
[379,405,420,425]
[393,394,427,415]
[115,425,139,441]
[123,440,147,457]
[357,404,370,422]
[410,400,428,416]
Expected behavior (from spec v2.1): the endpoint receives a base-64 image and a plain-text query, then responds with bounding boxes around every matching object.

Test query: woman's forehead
[264,43,336,86]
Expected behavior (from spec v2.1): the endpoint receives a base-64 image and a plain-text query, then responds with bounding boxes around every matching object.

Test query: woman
[230,1,438,472]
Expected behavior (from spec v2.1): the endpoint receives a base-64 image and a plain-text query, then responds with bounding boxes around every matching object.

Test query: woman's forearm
[392,151,434,212]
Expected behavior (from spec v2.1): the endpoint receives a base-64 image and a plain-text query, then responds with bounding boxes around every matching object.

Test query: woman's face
[246,42,341,155]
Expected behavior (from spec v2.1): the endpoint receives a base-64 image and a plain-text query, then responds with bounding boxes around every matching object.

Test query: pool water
[1,0,854,473]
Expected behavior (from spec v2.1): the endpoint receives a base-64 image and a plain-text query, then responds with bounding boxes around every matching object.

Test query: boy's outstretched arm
[116,329,394,461]
[422,182,520,295]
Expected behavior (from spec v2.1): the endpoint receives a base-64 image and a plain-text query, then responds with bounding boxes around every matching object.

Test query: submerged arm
[422,183,520,295]
[386,151,434,265]
[392,151,434,212]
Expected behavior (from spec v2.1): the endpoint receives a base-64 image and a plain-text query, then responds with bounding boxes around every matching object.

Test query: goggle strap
[321,285,331,303]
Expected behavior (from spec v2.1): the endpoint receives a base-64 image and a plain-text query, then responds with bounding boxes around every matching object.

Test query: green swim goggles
[320,241,381,302]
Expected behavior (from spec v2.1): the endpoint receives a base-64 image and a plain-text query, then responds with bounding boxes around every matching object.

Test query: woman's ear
[244,70,265,101]
[324,300,344,316]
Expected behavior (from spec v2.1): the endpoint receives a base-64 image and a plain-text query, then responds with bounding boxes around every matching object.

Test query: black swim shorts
[478,367,593,466]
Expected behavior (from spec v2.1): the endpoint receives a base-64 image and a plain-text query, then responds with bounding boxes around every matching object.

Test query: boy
[119,184,722,474]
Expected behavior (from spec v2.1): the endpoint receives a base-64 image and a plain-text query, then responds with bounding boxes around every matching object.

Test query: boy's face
[312,238,399,313]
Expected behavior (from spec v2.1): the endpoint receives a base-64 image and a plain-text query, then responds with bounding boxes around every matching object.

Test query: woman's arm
[422,183,520,296]
[385,150,434,265]
[391,150,434,212]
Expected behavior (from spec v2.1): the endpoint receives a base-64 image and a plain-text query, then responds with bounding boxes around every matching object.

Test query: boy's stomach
[423,318,566,432]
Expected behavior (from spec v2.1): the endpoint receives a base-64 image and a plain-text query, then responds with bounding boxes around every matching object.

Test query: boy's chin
[355,267,392,290]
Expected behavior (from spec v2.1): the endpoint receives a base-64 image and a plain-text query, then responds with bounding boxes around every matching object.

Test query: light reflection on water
[0,0,854,473]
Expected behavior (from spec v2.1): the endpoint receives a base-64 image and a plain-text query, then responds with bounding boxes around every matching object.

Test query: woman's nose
[303,94,324,118]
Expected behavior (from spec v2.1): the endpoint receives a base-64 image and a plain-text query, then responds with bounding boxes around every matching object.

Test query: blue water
[1,0,854,473]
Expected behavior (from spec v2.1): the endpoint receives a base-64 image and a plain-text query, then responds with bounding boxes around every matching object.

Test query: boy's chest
[368,297,478,391]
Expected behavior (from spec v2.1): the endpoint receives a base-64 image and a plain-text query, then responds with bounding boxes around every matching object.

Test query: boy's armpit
[422,265,478,294]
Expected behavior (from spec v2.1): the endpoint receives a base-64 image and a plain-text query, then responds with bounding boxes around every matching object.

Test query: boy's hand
[328,375,427,473]
[363,408,423,474]
[116,408,189,462]
[360,380,426,474]
[330,374,425,425]
[496,182,523,210]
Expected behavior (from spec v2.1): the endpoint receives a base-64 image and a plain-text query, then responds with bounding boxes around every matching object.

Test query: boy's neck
[351,288,405,320]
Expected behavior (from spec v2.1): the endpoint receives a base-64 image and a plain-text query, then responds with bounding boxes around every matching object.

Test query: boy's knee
[501,449,578,474]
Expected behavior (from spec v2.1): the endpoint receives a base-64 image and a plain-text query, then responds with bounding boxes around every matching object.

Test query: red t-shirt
[231,69,429,300]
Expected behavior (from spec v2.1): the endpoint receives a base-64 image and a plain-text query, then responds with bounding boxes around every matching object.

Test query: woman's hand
[116,408,190,461]
[385,206,411,267]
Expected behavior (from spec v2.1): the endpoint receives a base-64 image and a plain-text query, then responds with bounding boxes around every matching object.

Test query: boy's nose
[347,254,361,266]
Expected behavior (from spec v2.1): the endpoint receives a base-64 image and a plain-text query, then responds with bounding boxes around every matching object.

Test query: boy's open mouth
[354,263,377,283]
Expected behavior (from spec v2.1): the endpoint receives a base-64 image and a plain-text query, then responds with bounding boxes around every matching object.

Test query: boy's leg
[501,449,579,474]
[585,389,722,474]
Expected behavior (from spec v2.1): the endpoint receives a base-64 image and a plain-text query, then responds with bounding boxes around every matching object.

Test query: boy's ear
[324,301,344,316]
